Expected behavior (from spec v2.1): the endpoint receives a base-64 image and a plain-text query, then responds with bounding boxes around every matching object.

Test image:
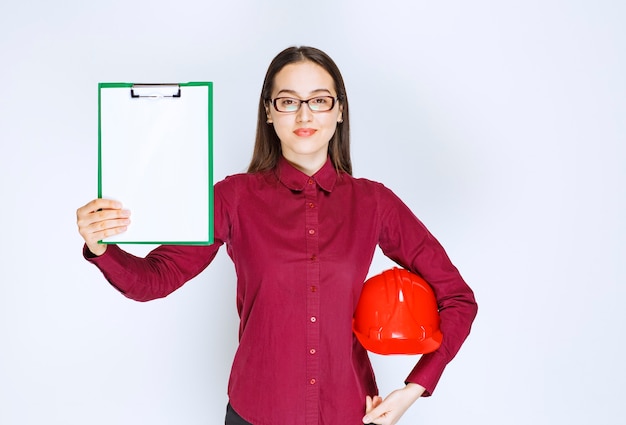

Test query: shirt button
[308,229,315,235]
[308,202,315,208]
[310,254,317,261]
[309,348,316,355]
[310,316,317,323]
[311,286,317,292]
[309,378,316,385]
[308,179,314,185]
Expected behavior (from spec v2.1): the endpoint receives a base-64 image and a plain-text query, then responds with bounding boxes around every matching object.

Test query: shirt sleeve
[82,178,234,302]
[376,184,478,396]
[83,243,223,301]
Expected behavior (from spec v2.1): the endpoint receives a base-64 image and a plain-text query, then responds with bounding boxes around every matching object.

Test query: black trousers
[225,403,253,425]
[225,403,376,425]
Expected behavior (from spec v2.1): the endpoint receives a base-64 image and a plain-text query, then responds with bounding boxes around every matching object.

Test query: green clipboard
[98,82,213,245]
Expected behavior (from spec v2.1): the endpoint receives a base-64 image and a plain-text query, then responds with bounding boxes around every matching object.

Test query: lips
[294,128,317,137]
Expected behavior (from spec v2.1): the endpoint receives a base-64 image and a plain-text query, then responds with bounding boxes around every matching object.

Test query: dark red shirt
[85,157,477,425]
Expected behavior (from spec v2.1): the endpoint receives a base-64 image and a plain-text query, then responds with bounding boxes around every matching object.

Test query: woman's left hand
[362,383,426,425]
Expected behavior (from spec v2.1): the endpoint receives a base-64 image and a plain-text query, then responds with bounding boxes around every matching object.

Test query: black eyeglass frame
[270,96,338,113]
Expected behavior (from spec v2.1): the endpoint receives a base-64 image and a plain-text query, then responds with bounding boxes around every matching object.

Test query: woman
[76,46,477,425]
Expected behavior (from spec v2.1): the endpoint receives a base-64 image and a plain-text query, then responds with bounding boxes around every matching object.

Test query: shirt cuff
[405,350,448,397]
[83,243,107,260]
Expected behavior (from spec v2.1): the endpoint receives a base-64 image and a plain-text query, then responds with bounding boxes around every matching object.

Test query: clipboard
[98,82,213,245]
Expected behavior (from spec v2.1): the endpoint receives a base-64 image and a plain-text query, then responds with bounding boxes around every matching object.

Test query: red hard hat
[353,268,443,355]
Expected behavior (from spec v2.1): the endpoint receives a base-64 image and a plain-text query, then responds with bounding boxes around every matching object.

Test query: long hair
[247,46,352,175]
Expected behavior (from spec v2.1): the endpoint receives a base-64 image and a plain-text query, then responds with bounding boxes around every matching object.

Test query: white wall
[1,0,624,424]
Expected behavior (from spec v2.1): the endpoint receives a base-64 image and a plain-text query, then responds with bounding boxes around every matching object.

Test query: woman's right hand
[76,198,131,256]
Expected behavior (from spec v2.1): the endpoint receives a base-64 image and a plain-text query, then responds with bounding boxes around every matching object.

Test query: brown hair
[247,46,352,175]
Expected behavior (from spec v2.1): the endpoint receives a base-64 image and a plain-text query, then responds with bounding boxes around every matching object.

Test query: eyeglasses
[271,96,337,113]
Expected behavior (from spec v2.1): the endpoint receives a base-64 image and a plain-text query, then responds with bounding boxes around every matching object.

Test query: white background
[1,1,624,424]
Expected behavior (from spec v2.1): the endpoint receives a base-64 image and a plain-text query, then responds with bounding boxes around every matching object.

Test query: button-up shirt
[85,156,477,425]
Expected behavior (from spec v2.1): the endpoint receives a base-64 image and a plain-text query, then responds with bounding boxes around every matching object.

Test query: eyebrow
[275,88,333,97]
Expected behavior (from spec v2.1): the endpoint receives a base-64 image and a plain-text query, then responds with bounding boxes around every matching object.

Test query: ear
[337,104,343,123]
[265,104,273,124]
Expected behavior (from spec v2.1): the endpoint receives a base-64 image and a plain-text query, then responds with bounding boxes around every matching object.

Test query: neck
[282,154,327,176]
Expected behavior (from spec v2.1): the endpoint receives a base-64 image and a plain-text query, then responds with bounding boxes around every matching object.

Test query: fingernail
[363,415,371,423]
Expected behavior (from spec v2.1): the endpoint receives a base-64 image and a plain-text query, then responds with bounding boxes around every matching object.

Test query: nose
[296,101,313,122]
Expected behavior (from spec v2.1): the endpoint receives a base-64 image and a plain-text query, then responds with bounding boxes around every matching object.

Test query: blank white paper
[99,83,211,244]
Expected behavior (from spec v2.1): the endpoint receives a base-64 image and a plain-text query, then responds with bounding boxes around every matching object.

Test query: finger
[373,395,383,408]
[365,395,383,414]
[77,198,122,214]
[363,400,390,425]
[93,223,129,239]
[89,216,130,232]
[78,214,131,245]
[77,198,123,218]
[363,396,387,424]
[78,212,130,237]
[86,223,130,256]
[93,208,131,223]
[83,222,129,255]
[77,205,130,230]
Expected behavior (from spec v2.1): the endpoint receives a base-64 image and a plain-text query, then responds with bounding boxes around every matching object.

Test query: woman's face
[267,61,343,173]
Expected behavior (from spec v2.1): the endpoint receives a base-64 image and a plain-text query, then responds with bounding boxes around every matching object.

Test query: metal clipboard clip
[130,84,181,98]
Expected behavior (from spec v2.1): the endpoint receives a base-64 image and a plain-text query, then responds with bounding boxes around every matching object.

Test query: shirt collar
[276,156,338,193]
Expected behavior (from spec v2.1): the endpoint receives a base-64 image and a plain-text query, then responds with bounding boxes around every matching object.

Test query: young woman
[76,46,477,425]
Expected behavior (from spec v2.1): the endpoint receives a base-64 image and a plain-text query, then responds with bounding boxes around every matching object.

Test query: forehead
[272,61,335,96]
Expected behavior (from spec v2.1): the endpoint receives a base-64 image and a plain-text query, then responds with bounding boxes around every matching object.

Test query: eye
[278,98,297,106]
[312,97,330,105]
